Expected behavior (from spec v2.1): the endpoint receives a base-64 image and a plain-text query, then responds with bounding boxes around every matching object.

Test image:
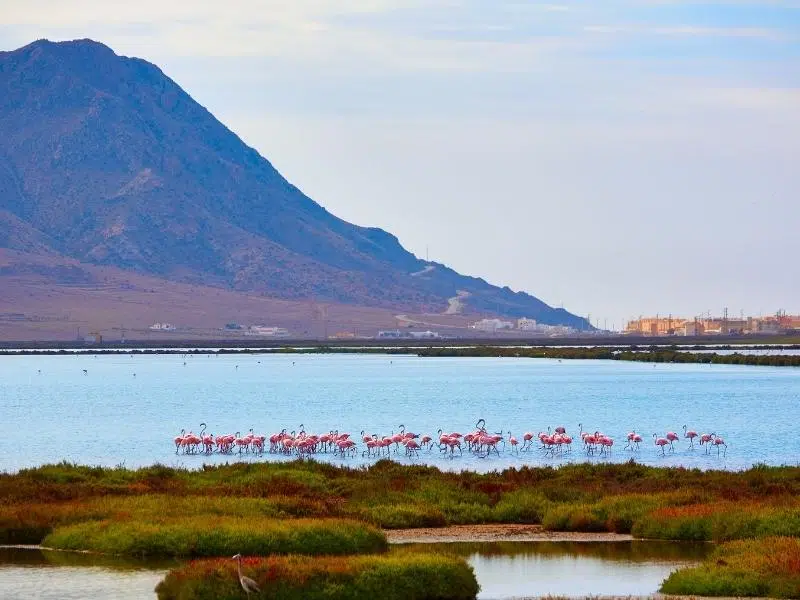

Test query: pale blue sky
[2,1,798,328]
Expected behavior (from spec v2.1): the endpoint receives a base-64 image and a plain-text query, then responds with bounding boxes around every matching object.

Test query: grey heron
[232,553,261,596]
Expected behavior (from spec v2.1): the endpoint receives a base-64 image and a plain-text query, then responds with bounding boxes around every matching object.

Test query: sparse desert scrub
[155,553,479,600]
[661,536,800,598]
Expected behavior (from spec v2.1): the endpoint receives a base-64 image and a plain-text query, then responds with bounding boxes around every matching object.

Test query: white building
[408,330,441,340]
[149,322,177,331]
[377,330,403,339]
[517,318,538,331]
[245,326,290,337]
[472,318,515,332]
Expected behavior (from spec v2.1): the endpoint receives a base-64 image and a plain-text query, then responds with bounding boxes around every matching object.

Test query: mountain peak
[0,39,589,329]
[3,38,116,60]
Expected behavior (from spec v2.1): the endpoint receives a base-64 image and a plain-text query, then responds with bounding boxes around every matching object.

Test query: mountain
[0,39,588,329]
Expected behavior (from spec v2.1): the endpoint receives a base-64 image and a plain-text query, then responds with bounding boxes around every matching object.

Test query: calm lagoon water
[0,547,171,600]
[0,542,709,599]
[1,353,799,472]
[421,540,712,599]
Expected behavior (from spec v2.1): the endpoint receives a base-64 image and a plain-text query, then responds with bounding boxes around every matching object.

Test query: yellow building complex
[624,313,800,336]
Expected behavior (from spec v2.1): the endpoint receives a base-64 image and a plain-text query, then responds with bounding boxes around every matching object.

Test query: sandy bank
[385,524,633,544]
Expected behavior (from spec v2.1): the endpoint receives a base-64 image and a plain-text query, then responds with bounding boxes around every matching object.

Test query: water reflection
[0,541,711,600]
[0,547,170,600]
[396,541,712,599]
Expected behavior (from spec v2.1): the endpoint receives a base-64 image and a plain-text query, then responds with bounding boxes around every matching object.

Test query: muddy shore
[385,524,634,544]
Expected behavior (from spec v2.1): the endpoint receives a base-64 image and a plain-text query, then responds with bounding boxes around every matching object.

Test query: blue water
[0,353,798,472]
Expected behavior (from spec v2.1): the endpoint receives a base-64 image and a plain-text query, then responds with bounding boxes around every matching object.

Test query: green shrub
[441,503,495,525]
[541,504,606,532]
[359,504,446,529]
[661,537,800,598]
[155,553,479,600]
[633,503,800,541]
[492,490,550,524]
[44,517,387,557]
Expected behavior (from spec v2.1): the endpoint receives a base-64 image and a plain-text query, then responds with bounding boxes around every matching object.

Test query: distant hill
[0,39,589,329]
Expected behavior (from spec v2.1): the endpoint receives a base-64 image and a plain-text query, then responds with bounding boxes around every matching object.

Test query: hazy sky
[2,1,799,328]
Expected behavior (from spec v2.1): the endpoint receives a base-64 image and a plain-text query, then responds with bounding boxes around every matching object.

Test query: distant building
[679,321,705,336]
[472,318,515,332]
[377,330,403,339]
[245,326,290,337]
[150,322,177,331]
[329,332,357,340]
[408,330,441,340]
[751,318,783,334]
[517,318,538,331]
[626,313,800,336]
[84,331,102,344]
[624,317,686,336]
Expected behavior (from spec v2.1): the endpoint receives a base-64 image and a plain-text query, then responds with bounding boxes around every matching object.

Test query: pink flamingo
[404,438,421,457]
[391,430,404,453]
[508,431,519,454]
[624,431,636,451]
[598,435,614,456]
[539,433,555,456]
[521,432,534,451]
[363,437,378,458]
[464,433,475,451]
[199,423,214,454]
[711,435,727,456]
[233,431,249,454]
[336,439,356,457]
[683,425,698,449]
[664,431,680,452]
[665,431,679,451]
[446,437,462,458]
[653,433,669,456]
[174,429,185,454]
[437,430,451,453]
[482,433,502,457]
[582,429,598,455]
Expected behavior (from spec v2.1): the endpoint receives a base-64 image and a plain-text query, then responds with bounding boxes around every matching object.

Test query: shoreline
[385,524,634,544]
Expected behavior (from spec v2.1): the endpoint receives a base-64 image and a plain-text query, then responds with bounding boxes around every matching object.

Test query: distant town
[623,311,800,337]
[66,311,800,344]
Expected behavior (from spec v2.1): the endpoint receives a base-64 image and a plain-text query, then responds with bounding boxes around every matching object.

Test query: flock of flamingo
[173,421,728,459]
